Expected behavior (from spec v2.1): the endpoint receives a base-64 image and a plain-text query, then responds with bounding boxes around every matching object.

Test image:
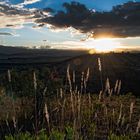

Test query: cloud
[0,32,20,36]
[0,4,32,28]
[0,3,47,28]
[18,0,41,7]
[0,1,140,38]
[36,1,140,38]
[0,32,13,36]
[0,0,9,5]
[52,40,86,49]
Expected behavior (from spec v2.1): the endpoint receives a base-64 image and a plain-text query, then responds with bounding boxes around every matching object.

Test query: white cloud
[19,0,41,7]
[0,14,34,28]
[0,3,46,28]
[52,40,86,49]
[0,0,9,5]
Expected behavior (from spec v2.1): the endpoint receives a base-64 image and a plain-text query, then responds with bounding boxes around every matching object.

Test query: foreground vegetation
[0,58,140,140]
[1,92,140,140]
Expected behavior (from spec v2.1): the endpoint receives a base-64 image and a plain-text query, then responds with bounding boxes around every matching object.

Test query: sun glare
[86,38,121,53]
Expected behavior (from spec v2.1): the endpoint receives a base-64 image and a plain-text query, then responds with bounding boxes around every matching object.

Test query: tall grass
[0,58,140,140]
[33,71,38,137]
[7,70,17,133]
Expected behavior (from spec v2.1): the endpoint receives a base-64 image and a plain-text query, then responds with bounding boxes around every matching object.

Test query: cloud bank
[36,1,140,38]
[0,1,140,38]
[0,2,47,28]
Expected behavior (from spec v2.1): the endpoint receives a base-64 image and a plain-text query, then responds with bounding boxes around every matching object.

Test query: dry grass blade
[98,57,103,91]
[7,69,11,83]
[85,67,90,82]
[117,80,121,95]
[98,57,102,72]
[7,69,17,132]
[33,71,37,91]
[114,80,119,94]
[121,114,125,126]
[73,70,75,84]
[129,102,134,122]
[44,103,50,132]
[136,119,140,133]
[33,71,38,136]
[105,78,111,96]
[84,68,90,93]
[67,64,72,92]
[12,116,17,129]
[44,103,49,125]
[99,90,103,101]
[81,71,84,93]
[117,103,123,125]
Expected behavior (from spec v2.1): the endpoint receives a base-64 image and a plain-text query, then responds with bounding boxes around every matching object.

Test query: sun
[86,38,121,53]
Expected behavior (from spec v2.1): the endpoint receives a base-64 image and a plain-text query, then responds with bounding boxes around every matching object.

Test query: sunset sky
[0,0,140,51]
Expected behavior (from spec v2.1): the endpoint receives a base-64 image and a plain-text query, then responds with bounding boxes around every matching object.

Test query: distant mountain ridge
[0,45,86,55]
[0,45,87,64]
[0,45,29,54]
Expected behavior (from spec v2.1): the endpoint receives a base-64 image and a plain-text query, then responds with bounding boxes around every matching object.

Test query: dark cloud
[43,8,55,13]
[36,1,140,38]
[36,2,92,29]
[93,26,140,38]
